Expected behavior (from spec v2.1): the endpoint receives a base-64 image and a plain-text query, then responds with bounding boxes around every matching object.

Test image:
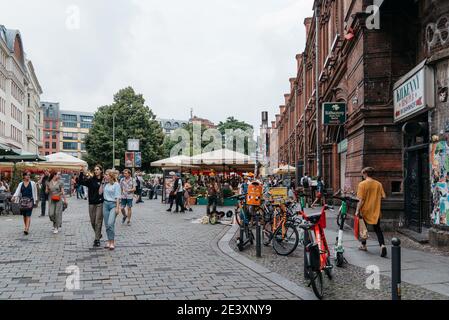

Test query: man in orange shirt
[355,167,387,258]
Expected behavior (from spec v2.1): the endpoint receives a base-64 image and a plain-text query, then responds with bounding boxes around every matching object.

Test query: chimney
[289,78,296,92]
[271,121,276,129]
[304,17,313,37]
[284,94,290,106]
[280,105,286,114]
[275,114,281,125]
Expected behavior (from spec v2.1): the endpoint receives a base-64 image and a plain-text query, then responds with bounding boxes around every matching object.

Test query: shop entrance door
[404,145,430,233]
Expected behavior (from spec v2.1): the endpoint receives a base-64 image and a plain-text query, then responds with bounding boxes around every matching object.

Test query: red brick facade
[274,0,427,229]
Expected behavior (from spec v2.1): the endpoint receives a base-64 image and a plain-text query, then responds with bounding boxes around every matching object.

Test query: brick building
[40,102,60,156]
[273,0,449,244]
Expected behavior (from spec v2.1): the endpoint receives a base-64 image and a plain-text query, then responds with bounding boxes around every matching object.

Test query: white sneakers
[53,228,59,234]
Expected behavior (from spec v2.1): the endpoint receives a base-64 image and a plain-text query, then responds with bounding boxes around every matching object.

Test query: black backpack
[302,177,310,188]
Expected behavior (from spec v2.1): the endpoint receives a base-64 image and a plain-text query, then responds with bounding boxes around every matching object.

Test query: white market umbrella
[151,155,194,168]
[36,152,88,170]
[184,149,254,166]
[273,165,296,175]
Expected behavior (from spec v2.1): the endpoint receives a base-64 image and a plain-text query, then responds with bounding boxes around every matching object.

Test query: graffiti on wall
[430,141,449,226]
[426,14,449,52]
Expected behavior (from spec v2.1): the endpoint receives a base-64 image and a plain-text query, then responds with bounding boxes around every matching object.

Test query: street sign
[125,152,135,168]
[135,152,142,168]
[323,102,346,125]
[114,159,121,167]
[128,139,140,151]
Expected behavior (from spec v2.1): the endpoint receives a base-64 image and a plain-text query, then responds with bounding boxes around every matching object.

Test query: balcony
[26,129,35,140]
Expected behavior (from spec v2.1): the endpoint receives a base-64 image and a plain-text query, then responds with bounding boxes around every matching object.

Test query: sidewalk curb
[217,223,317,300]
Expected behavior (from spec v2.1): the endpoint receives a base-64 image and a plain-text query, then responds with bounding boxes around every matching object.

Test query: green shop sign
[323,102,346,125]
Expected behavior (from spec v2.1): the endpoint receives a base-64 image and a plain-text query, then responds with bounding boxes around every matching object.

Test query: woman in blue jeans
[101,170,121,250]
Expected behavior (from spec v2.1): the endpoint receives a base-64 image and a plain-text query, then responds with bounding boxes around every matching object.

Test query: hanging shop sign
[394,60,435,123]
[323,102,346,125]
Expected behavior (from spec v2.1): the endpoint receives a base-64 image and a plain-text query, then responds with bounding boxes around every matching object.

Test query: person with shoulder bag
[79,165,104,247]
[12,171,38,235]
[46,171,68,234]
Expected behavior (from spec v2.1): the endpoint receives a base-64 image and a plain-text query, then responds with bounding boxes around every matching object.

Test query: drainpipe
[303,54,307,175]
[315,0,322,178]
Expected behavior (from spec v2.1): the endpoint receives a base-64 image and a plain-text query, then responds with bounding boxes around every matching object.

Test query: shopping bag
[354,215,360,240]
[359,218,369,240]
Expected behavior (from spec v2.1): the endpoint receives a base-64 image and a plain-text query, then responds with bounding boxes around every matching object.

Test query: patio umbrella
[0,143,20,156]
[273,165,296,175]
[151,155,192,168]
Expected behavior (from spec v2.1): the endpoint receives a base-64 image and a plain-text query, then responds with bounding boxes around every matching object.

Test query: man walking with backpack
[300,173,311,188]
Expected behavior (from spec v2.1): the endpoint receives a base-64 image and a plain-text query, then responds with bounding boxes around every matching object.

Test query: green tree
[164,123,209,157]
[84,87,165,171]
[217,117,254,155]
[217,117,253,134]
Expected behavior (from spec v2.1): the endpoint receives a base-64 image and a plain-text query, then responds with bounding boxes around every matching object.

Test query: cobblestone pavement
[0,198,299,300]
[231,220,449,300]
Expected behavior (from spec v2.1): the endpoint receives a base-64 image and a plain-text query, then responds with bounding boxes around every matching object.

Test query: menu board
[60,174,72,196]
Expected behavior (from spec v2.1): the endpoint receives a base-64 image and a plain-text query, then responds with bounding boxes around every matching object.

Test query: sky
[1,0,314,129]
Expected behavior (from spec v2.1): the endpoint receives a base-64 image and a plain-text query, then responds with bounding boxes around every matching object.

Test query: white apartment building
[0,24,42,154]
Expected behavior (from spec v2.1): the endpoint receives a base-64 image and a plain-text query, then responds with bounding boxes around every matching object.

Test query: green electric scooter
[333,191,358,267]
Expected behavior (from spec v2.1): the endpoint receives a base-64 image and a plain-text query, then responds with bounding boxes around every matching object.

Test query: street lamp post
[112,112,116,170]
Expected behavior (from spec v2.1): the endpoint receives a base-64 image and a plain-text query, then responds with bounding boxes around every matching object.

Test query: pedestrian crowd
[5,165,388,257]
[7,167,161,251]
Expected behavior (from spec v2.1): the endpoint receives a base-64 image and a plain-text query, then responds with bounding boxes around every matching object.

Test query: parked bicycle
[261,198,303,256]
[299,204,334,300]
[233,194,255,251]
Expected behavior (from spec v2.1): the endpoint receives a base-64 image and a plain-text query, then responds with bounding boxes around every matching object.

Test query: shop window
[392,181,402,194]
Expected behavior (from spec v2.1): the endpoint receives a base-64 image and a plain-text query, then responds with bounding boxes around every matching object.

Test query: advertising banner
[125,152,135,168]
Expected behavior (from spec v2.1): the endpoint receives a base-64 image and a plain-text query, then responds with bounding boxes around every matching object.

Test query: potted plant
[196,186,208,205]
[222,188,237,207]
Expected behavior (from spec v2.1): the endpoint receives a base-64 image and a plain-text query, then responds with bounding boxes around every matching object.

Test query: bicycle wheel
[237,226,245,251]
[272,223,300,256]
[324,256,333,280]
[304,251,324,300]
[336,252,344,268]
[262,220,273,246]
[309,270,324,300]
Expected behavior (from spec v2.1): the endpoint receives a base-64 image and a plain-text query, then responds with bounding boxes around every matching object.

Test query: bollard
[392,238,401,300]
[255,209,261,258]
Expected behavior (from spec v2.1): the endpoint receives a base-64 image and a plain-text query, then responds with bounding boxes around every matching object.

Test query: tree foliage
[217,117,253,135]
[84,87,165,171]
[217,117,254,155]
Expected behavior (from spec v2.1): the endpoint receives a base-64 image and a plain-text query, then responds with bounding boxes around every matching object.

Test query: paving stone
[0,199,298,300]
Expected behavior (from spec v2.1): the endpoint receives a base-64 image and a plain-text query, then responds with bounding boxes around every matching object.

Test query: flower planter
[223,198,238,207]
[188,197,197,205]
[197,197,208,205]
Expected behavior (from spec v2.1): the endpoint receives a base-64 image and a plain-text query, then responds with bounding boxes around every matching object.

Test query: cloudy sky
[1,0,314,129]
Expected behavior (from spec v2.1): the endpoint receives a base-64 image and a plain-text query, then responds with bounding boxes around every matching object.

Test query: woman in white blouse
[101,170,121,250]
